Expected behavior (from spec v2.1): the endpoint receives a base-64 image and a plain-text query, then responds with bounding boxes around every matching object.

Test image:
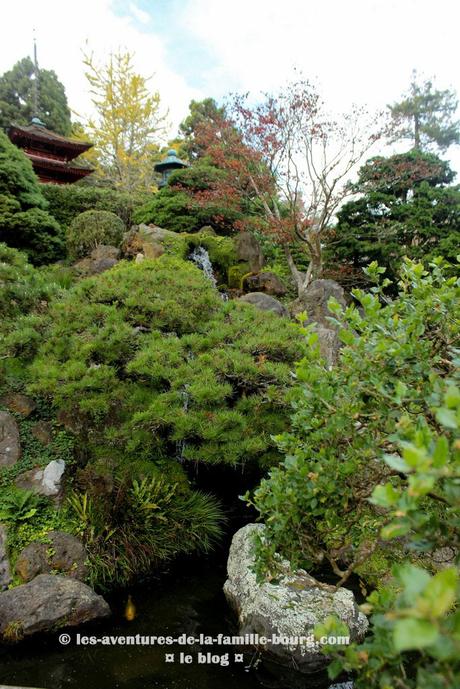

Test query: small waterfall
[189,246,218,288]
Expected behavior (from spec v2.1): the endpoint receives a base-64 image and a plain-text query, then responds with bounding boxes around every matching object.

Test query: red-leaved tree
[193,80,384,297]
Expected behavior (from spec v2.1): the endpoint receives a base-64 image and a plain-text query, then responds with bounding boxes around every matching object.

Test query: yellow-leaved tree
[82,50,168,192]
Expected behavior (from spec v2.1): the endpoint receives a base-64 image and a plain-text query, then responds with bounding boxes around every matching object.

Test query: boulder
[0,574,110,640]
[15,459,65,499]
[15,531,88,583]
[238,293,288,318]
[290,279,347,328]
[0,525,12,591]
[122,225,174,259]
[313,325,342,368]
[224,524,368,673]
[0,393,36,418]
[0,411,21,467]
[73,245,120,276]
[244,271,288,297]
[235,232,265,272]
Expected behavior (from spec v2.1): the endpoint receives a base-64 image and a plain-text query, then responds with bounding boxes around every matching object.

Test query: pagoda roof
[26,153,94,184]
[8,123,93,160]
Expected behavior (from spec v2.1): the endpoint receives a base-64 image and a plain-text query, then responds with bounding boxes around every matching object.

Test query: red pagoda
[8,117,94,184]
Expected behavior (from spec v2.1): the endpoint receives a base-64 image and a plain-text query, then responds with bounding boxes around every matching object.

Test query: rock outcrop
[244,271,288,297]
[0,411,21,467]
[73,245,120,276]
[0,394,36,418]
[0,574,110,640]
[0,525,12,591]
[224,524,368,673]
[15,531,88,583]
[15,459,65,499]
[290,279,347,326]
[238,293,288,318]
[290,279,348,367]
[235,231,265,272]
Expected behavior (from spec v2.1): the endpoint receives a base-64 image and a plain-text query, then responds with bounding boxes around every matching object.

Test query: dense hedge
[41,183,150,229]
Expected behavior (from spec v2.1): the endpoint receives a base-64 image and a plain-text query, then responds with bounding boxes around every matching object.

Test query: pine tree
[0,57,72,135]
[389,72,460,152]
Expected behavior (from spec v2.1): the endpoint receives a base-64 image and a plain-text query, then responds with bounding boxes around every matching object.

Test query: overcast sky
[1,0,460,171]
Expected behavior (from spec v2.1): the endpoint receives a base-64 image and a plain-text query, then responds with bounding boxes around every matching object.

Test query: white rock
[224,524,368,673]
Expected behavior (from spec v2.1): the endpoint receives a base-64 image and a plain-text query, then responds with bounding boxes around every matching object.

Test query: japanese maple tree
[193,81,383,297]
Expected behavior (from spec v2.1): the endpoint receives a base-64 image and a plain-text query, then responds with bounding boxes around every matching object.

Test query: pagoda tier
[8,122,94,185]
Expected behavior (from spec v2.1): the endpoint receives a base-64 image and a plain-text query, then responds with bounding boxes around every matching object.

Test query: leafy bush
[0,486,46,523]
[247,259,459,585]
[41,183,150,229]
[28,256,304,470]
[67,209,125,259]
[0,131,64,264]
[316,381,460,688]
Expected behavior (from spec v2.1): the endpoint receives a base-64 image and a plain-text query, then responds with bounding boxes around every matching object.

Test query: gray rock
[73,245,119,276]
[0,574,110,640]
[238,293,288,318]
[15,459,65,499]
[0,525,12,591]
[15,531,88,583]
[235,232,265,272]
[224,524,368,673]
[244,271,288,297]
[290,279,347,328]
[0,411,21,467]
[313,325,342,368]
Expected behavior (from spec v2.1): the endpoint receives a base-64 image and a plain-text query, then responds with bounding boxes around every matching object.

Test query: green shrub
[41,183,150,228]
[28,256,304,470]
[0,131,64,264]
[316,381,460,688]
[247,258,460,585]
[134,162,246,234]
[67,209,125,259]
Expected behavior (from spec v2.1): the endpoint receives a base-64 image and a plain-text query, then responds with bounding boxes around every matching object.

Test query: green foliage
[247,258,459,584]
[41,183,150,229]
[389,72,460,151]
[0,486,45,523]
[328,151,460,284]
[28,257,304,470]
[134,161,246,235]
[0,131,64,264]
[66,209,125,259]
[0,243,61,322]
[316,383,460,688]
[67,478,224,589]
[0,56,72,135]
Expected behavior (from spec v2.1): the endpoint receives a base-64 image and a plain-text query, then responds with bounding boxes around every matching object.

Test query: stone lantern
[154,149,188,188]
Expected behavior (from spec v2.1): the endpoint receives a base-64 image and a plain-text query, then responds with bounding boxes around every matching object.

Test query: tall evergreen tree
[0,57,72,135]
[327,151,460,283]
[389,72,460,152]
[0,130,63,264]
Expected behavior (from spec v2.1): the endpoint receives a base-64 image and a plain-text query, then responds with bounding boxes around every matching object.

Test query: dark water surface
[0,555,350,689]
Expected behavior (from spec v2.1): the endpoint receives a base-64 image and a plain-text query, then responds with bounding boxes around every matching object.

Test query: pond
[0,552,352,689]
